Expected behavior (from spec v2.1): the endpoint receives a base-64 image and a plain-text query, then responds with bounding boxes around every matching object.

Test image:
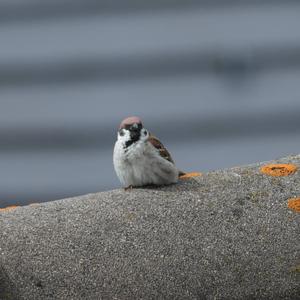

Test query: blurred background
[1,0,300,207]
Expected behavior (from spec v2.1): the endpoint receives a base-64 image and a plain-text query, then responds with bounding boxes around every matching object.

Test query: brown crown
[119,116,143,129]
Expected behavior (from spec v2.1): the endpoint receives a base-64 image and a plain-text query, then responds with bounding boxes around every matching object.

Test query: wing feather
[148,135,174,164]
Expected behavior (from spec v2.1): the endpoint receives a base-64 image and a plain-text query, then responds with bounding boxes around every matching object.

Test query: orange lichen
[180,172,202,179]
[287,197,300,213]
[0,205,18,212]
[260,164,297,177]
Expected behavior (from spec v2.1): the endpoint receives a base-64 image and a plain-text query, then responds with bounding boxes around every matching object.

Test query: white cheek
[118,130,131,143]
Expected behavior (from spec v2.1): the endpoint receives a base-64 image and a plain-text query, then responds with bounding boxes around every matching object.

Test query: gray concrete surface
[0,155,299,299]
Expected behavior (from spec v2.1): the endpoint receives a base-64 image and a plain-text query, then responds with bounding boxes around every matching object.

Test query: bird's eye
[119,129,125,136]
[143,130,148,136]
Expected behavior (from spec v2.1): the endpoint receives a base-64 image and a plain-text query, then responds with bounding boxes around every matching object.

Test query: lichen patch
[180,172,202,179]
[260,164,297,177]
[0,205,18,212]
[287,197,300,213]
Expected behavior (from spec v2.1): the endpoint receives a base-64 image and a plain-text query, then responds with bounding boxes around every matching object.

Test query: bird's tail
[178,170,186,177]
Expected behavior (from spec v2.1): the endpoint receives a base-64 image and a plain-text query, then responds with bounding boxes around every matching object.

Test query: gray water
[1,1,300,206]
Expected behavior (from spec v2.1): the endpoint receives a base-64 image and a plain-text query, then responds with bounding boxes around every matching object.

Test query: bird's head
[117,116,149,147]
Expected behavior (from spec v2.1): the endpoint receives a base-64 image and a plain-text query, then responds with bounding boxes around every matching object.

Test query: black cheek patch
[119,129,125,136]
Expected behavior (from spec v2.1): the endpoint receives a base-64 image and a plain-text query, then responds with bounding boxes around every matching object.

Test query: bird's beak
[130,130,140,140]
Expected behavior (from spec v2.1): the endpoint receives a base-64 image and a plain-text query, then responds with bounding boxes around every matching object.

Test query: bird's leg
[124,185,133,191]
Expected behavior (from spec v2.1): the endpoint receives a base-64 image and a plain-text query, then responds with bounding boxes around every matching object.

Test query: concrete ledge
[1,155,300,299]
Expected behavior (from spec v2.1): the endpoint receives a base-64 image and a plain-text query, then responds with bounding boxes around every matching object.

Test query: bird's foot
[124,185,133,191]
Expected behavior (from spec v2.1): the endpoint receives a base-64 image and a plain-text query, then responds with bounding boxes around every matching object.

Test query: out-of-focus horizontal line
[1,47,300,87]
[0,0,298,24]
[1,109,299,152]
[0,189,106,207]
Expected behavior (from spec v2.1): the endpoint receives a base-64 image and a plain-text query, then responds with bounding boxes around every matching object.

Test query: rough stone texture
[0,155,300,300]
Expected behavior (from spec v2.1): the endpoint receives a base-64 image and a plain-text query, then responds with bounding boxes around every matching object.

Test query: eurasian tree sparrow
[113,116,184,189]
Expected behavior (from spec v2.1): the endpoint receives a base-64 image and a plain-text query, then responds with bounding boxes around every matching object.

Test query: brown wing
[148,134,174,164]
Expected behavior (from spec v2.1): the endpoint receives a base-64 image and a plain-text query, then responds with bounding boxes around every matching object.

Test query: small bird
[113,116,184,189]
